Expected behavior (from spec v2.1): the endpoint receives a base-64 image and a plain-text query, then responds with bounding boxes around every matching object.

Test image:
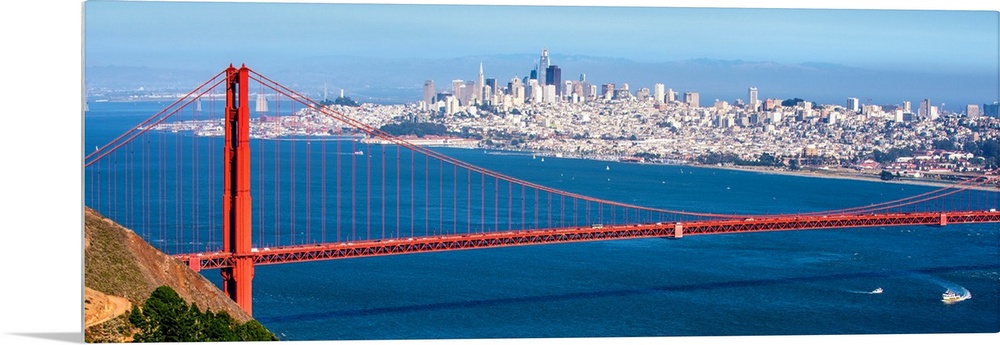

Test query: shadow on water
[257,264,997,324]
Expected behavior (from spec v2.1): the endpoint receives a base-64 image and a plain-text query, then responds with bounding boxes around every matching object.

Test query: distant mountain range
[85,55,997,110]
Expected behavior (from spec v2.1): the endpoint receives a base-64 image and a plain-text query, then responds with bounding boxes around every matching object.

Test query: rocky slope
[83,207,255,341]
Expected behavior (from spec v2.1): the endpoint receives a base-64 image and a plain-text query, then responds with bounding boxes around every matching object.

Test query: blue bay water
[84,102,1000,340]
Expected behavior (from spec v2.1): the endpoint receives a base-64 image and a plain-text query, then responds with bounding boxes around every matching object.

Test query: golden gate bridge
[83,65,1000,316]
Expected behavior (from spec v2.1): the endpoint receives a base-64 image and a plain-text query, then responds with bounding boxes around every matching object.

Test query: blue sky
[83,1,999,75]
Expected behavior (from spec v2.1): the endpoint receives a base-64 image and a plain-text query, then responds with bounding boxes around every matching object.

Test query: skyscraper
[545,65,561,97]
[654,83,665,104]
[846,97,860,113]
[966,104,980,118]
[477,62,485,102]
[507,77,524,105]
[602,83,615,101]
[984,102,1000,118]
[452,80,465,105]
[684,92,700,108]
[748,87,759,111]
[423,80,435,104]
[485,78,498,98]
[538,49,550,86]
[919,99,931,120]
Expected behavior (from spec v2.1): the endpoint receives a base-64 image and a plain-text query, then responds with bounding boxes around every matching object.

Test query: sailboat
[606,165,610,171]
[195,99,202,112]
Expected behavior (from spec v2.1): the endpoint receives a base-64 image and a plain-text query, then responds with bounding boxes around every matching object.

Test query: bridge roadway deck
[176,211,1000,271]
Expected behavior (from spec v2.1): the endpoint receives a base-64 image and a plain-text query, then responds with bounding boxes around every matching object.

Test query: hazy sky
[84,1,999,75]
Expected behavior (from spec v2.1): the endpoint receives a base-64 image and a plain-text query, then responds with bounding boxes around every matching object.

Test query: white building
[654,83,665,104]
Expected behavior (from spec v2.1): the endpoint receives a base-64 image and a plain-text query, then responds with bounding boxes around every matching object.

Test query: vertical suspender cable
[322,139,327,243]
[367,141,371,240]
[352,139,357,241]
[453,164,457,234]
[365,142,372,240]
[337,138,341,242]
[307,141,311,244]
[382,143,386,240]
[396,144,400,238]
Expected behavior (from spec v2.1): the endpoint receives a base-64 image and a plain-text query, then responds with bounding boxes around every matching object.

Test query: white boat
[942,289,970,304]
[353,150,364,155]
[606,166,610,171]
[871,288,883,294]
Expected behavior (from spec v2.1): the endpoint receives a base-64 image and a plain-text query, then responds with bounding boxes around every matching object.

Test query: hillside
[83,207,256,341]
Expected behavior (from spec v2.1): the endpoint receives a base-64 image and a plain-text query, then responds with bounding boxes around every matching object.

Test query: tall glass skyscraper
[545,65,561,97]
[538,49,550,86]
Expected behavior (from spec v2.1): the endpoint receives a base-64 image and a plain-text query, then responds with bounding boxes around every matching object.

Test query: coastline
[435,145,998,193]
[701,164,997,192]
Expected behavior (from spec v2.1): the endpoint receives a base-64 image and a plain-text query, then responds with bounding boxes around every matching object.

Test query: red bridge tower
[221,65,254,315]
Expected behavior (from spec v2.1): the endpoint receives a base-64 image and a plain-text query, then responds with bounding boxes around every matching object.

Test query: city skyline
[82,1,1000,110]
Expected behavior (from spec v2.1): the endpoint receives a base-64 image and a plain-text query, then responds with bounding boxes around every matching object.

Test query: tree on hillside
[128,285,277,342]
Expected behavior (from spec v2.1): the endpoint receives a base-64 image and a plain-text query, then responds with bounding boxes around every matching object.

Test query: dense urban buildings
[151,49,1000,179]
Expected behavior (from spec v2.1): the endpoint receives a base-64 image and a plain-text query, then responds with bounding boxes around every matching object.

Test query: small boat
[871,288,883,294]
[540,157,545,162]
[606,166,610,171]
[353,150,364,155]
[942,289,970,304]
